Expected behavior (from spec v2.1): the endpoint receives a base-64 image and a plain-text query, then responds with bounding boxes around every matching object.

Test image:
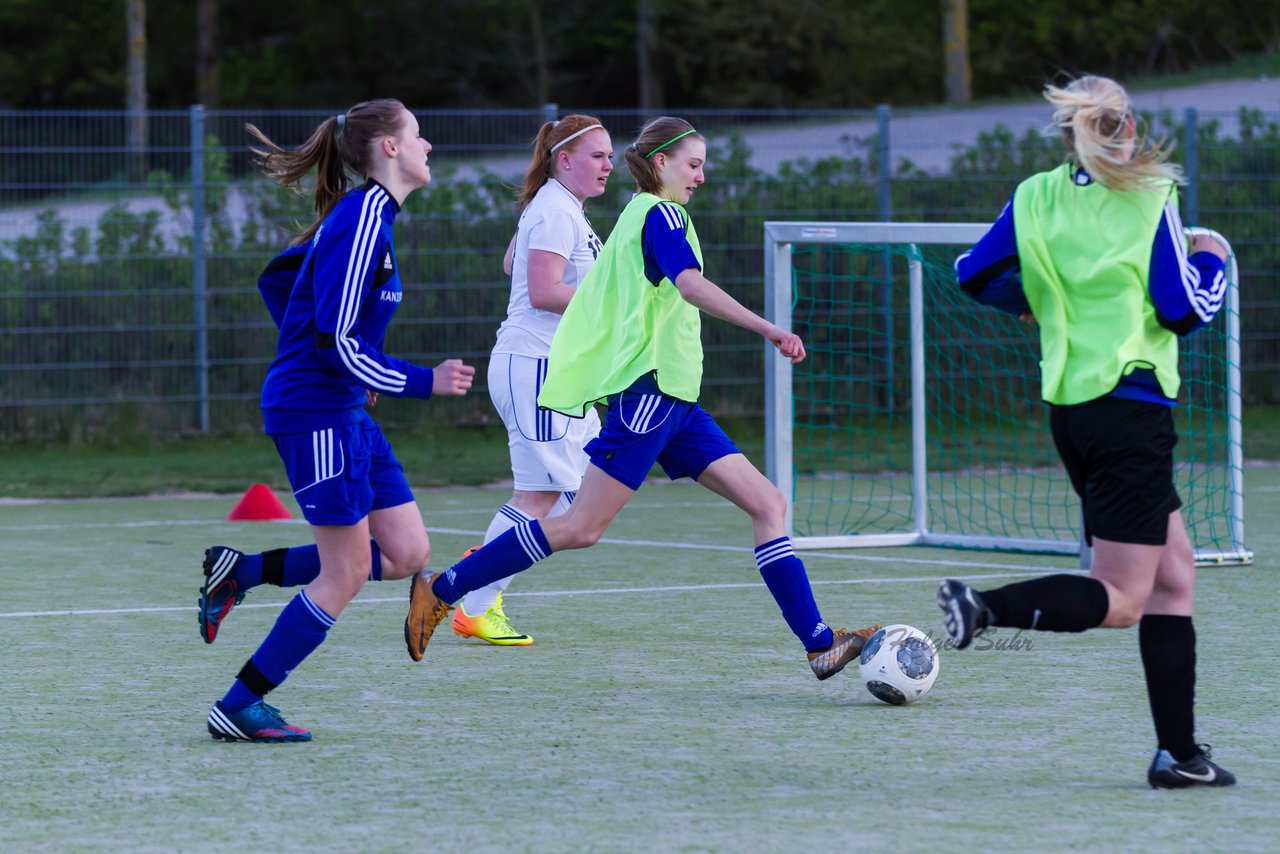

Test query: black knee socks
[983,575,1197,759]
[981,573,1110,632]
[1139,614,1198,761]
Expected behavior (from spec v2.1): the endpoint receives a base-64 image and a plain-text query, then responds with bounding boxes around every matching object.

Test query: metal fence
[1,103,1277,441]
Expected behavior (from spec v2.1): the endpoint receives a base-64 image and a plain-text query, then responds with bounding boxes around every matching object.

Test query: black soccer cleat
[936,578,994,650]
[1148,745,1236,789]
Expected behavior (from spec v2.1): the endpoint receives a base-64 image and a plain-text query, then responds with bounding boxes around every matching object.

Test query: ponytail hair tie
[336,114,346,128]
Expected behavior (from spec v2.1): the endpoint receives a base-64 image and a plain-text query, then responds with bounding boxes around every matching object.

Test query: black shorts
[1049,397,1181,546]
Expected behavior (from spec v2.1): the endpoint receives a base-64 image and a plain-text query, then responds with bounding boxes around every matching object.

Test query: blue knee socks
[755,537,832,652]
[433,520,553,604]
[236,542,383,589]
[220,590,336,712]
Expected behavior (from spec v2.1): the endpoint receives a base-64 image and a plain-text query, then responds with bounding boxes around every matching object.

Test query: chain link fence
[1,103,1276,441]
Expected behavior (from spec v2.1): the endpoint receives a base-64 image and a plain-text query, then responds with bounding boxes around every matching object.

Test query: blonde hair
[624,117,703,196]
[246,98,409,244]
[1045,75,1183,191]
[516,114,607,208]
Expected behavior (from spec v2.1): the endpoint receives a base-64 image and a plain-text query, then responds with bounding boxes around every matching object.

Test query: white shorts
[488,353,600,492]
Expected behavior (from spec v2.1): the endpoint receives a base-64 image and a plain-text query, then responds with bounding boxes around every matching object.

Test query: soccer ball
[858,624,940,705]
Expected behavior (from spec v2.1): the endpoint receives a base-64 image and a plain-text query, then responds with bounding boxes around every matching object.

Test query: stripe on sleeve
[656,202,684,231]
[335,188,410,392]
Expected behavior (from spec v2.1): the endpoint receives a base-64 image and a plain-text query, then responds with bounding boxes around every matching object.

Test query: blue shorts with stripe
[584,373,740,490]
[271,412,414,526]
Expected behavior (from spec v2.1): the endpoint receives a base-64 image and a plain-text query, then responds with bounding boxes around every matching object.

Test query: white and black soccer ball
[857,623,940,705]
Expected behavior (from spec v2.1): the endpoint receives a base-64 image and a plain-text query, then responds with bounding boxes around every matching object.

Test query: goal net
[762,222,1249,565]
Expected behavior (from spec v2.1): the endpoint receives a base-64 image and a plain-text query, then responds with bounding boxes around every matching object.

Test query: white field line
[0,521,1074,618]
[0,572,1061,620]
[0,488,1079,523]
[0,516,1074,571]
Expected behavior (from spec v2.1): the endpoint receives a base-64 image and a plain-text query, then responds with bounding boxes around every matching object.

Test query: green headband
[646,129,697,158]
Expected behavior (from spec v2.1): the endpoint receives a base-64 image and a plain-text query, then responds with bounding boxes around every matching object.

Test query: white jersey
[493,178,603,357]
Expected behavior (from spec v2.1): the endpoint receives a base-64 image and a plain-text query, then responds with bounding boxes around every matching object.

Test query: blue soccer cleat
[199,546,247,644]
[207,700,312,743]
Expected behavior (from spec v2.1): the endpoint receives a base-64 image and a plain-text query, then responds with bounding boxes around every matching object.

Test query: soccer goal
[762,222,1250,565]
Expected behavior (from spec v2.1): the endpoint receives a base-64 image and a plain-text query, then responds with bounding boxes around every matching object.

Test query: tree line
[1,0,1276,110]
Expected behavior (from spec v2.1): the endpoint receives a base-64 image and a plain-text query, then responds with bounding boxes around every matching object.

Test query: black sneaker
[1148,745,1236,789]
[199,546,248,644]
[936,579,994,650]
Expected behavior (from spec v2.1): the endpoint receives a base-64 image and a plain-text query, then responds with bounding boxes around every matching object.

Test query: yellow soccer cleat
[452,591,534,646]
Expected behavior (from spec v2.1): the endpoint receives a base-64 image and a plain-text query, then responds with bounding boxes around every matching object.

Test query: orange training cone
[227,483,294,521]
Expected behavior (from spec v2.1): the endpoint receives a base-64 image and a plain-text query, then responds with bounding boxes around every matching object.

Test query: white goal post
[762,221,1250,565]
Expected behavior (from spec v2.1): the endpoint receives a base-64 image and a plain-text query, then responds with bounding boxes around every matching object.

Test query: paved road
[743,77,1278,173]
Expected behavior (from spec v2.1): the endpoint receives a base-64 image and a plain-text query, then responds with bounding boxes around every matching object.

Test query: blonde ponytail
[1045,76,1183,191]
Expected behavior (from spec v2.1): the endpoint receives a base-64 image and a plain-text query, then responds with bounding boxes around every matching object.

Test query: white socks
[460,493,574,615]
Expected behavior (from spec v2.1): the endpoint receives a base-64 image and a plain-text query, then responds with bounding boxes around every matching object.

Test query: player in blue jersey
[404,116,880,681]
[451,115,613,647]
[937,76,1235,787]
[198,99,475,743]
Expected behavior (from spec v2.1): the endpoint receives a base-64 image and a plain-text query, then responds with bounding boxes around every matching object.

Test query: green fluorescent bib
[538,193,704,416]
[1013,164,1180,405]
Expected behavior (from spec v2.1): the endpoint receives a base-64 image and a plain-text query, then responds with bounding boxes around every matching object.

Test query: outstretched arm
[674,269,806,363]
[641,201,805,362]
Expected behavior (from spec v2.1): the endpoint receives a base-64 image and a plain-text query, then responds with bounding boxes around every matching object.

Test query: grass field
[2,472,1278,851]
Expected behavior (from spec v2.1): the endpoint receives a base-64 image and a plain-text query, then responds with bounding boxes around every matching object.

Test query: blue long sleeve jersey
[955,172,1227,405]
[642,201,702,284]
[259,180,434,434]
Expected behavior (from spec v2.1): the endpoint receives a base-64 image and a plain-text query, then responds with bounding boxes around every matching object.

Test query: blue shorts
[272,414,415,526]
[584,374,740,490]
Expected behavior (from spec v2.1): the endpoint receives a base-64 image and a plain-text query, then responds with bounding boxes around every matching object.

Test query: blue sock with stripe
[755,537,832,652]
[220,590,336,712]
[236,542,383,589]
[433,520,553,605]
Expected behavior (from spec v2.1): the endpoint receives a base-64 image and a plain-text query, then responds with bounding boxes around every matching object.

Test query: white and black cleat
[936,578,994,650]
[1148,745,1236,789]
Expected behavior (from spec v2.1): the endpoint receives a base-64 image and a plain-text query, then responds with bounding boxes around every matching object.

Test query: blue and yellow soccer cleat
[207,700,312,743]
[452,590,534,646]
[199,546,248,644]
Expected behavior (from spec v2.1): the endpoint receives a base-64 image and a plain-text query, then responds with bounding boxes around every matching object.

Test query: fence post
[877,104,894,410]
[191,104,210,432]
[876,104,892,221]
[1183,107,1198,227]
[542,102,559,125]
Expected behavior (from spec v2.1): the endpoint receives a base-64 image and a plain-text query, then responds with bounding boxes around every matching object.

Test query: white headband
[549,124,603,154]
